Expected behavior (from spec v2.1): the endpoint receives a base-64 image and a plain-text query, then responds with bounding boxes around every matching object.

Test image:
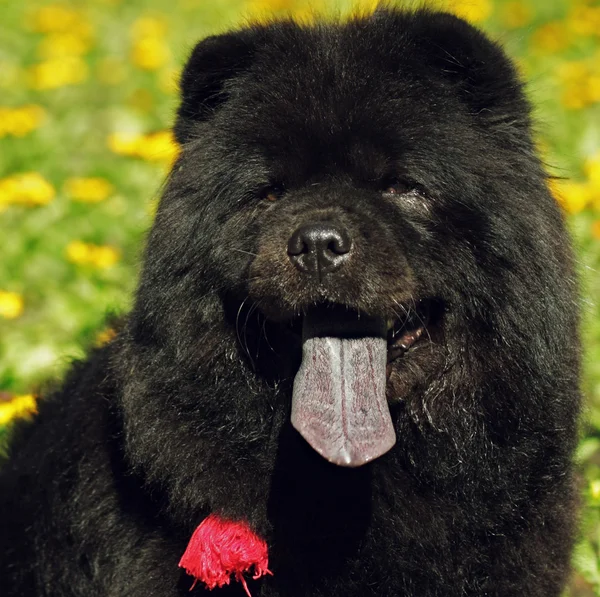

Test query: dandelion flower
[0,105,46,138]
[568,6,600,38]
[66,241,120,269]
[64,177,114,203]
[557,61,596,110]
[0,172,55,207]
[92,246,120,269]
[131,36,171,71]
[532,22,570,54]
[450,0,493,24]
[107,131,143,156]
[158,67,180,95]
[28,56,89,90]
[131,16,168,39]
[96,328,117,346]
[27,3,82,33]
[0,394,37,425]
[551,180,592,214]
[38,32,93,59]
[108,130,179,165]
[0,291,24,320]
[65,240,92,265]
[500,2,532,29]
[585,153,600,190]
[137,130,179,164]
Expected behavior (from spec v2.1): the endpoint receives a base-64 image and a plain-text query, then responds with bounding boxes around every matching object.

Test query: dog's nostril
[328,238,350,256]
[287,222,353,277]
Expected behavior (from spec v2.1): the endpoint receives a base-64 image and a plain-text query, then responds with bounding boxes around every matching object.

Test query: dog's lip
[386,300,430,363]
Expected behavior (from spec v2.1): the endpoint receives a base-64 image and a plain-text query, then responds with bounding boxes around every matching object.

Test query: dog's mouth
[286,300,431,361]
[289,300,432,469]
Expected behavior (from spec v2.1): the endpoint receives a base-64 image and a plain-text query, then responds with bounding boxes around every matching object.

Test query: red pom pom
[179,514,272,596]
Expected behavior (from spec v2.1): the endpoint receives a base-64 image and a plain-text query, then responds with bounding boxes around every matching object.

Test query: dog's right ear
[174,31,257,144]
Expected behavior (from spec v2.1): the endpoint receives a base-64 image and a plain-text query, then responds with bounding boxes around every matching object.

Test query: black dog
[0,8,581,597]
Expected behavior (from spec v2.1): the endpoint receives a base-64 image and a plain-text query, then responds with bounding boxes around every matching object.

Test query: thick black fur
[0,8,581,597]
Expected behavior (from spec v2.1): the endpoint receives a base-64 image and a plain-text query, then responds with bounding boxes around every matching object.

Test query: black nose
[287,223,352,278]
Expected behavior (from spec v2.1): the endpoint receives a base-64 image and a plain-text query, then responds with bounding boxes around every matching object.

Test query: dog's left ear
[174,30,258,144]
[409,11,529,122]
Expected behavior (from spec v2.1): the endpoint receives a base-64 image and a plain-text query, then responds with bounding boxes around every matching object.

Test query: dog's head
[130,10,572,467]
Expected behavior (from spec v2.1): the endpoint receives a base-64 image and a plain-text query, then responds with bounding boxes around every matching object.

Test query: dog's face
[135,11,565,467]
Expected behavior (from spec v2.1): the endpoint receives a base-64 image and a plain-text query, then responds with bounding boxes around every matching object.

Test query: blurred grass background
[0,0,599,593]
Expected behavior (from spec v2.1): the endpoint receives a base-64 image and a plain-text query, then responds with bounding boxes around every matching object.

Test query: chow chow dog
[0,7,581,597]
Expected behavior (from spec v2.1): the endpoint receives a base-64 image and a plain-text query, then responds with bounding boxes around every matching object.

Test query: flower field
[0,0,599,593]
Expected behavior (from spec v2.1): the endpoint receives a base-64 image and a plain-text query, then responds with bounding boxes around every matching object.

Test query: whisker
[409,295,434,354]
[242,301,260,370]
[236,297,254,368]
[231,248,259,257]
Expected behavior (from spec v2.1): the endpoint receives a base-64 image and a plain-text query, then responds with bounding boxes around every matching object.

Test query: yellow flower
[107,131,143,156]
[96,328,117,346]
[0,291,24,319]
[158,67,180,95]
[93,246,120,269]
[532,22,570,54]
[38,32,93,59]
[0,394,37,425]
[584,153,600,190]
[588,76,600,104]
[0,105,46,138]
[64,177,114,203]
[561,88,588,110]
[246,0,296,18]
[65,240,92,264]
[130,16,170,71]
[557,60,589,81]
[27,3,82,33]
[551,179,592,214]
[131,36,171,71]
[557,61,598,110]
[96,57,127,86]
[290,6,318,24]
[568,6,600,38]
[450,0,493,23]
[0,172,56,207]
[131,16,168,39]
[108,130,179,165]
[500,2,533,29]
[137,130,179,164]
[28,56,88,90]
[66,241,120,269]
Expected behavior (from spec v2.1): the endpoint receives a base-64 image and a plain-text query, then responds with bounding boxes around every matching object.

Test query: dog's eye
[259,184,285,202]
[382,178,413,196]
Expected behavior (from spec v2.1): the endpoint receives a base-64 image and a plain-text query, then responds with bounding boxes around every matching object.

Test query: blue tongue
[290,308,396,467]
